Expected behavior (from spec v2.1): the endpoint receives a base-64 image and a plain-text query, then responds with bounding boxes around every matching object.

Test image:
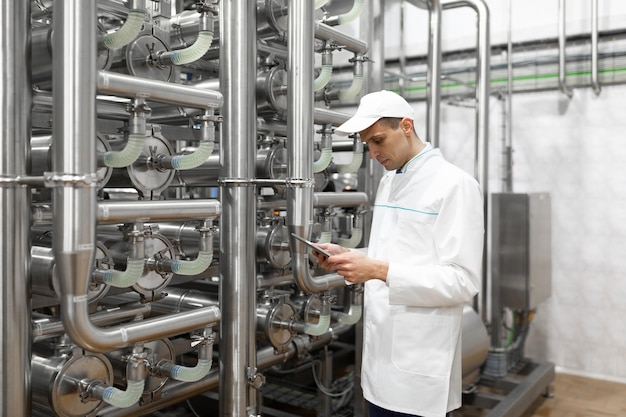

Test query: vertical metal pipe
[441,0,490,323]
[591,0,601,95]
[287,0,316,284]
[407,0,442,146]
[359,0,386,247]
[558,0,574,98]
[219,0,258,415]
[0,1,31,416]
[53,0,99,343]
[504,0,513,192]
[427,0,442,146]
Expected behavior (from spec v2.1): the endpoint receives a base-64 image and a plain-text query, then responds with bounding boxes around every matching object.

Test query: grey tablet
[290,233,332,258]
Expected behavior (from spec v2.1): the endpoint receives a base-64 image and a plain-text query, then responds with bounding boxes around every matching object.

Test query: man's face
[359,118,414,172]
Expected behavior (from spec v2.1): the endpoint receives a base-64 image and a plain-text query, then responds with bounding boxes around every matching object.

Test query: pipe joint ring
[44,172,100,188]
[218,177,256,187]
[285,178,314,188]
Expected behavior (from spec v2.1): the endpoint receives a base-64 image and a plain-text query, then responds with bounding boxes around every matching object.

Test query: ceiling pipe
[591,0,601,95]
[558,0,574,98]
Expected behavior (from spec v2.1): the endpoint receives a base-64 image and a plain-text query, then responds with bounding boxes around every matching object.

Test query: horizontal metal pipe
[32,303,151,342]
[97,199,221,224]
[97,322,353,417]
[61,295,221,352]
[258,191,369,210]
[97,71,224,109]
[314,107,351,126]
[315,21,368,54]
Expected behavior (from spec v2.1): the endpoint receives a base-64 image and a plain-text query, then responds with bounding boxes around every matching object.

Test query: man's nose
[368,147,379,159]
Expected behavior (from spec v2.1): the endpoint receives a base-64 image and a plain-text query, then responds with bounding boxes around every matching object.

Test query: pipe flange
[218,177,256,187]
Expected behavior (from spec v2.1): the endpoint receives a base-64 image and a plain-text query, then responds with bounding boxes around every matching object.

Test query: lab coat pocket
[391,312,453,377]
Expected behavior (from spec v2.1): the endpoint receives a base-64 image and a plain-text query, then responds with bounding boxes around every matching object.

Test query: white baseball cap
[335,90,415,136]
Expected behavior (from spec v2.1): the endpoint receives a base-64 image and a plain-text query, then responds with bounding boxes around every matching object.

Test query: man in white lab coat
[316,90,484,417]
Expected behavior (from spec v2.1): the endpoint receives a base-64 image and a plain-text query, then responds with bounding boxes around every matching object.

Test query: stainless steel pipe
[288,0,346,294]
[315,21,369,54]
[558,0,574,98]
[591,0,601,95]
[97,199,221,224]
[218,0,259,415]
[0,1,31,415]
[97,71,224,109]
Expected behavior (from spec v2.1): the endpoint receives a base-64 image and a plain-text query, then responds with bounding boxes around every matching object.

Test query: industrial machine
[0,1,555,417]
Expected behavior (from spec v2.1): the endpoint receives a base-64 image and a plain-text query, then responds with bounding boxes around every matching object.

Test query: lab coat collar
[395,142,437,174]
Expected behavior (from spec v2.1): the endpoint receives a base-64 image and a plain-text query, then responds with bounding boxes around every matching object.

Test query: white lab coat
[362,145,484,417]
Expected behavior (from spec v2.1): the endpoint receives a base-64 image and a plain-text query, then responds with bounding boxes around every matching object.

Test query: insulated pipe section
[558,0,573,98]
[333,284,364,325]
[336,137,364,174]
[158,110,218,171]
[102,98,149,168]
[147,221,214,276]
[97,70,223,109]
[337,211,365,248]
[88,345,147,408]
[103,0,146,50]
[591,0,601,95]
[159,7,215,66]
[288,0,346,294]
[156,327,215,382]
[323,0,365,26]
[93,224,145,288]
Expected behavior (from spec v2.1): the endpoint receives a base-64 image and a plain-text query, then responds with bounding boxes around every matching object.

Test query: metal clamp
[43,172,99,188]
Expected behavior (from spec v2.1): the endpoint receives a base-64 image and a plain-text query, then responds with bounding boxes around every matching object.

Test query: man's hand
[314,243,388,284]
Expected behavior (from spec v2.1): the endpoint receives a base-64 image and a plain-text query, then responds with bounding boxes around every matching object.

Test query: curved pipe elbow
[313,147,333,173]
[314,64,333,91]
[337,0,364,25]
[101,379,145,408]
[338,227,363,248]
[103,9,145,50]
[61,296,221,352]
[95,258,145,288]
[304,313,331,336]
[292,253,344,294]
[170,140,214,170]
[171,251,213,275]
[336,151,363,174]
[335,304,362,325]
[159,358,213,382]
[338,74,364,102]
[103,133,145,168]
[163,31,214,66]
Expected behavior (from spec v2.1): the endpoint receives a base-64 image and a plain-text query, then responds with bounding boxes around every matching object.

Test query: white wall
[394,0,626,382]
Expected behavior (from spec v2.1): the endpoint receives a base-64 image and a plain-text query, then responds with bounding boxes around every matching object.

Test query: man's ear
[401,118,413,135]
